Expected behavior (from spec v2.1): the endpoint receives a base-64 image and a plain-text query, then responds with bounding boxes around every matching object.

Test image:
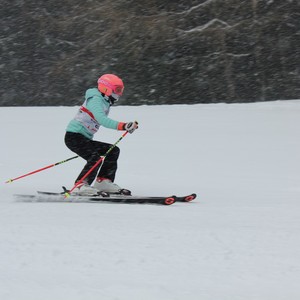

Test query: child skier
[64,74,138,195]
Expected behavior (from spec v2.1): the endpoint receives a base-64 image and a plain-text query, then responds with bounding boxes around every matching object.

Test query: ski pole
[5,155,79,184]
[65,131,129,198]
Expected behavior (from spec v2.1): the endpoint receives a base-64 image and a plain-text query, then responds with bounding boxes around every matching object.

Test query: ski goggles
[113,85,124,96]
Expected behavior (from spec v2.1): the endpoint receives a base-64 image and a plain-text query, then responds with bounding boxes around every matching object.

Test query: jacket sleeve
[86,95,125,130]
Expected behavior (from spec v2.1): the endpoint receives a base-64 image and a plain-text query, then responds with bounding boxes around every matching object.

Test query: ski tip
[183,193,197,202]
[5,179,13,184]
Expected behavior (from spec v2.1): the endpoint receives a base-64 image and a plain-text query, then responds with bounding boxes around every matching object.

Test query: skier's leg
[65,132,105,185]
[96,145,120,182]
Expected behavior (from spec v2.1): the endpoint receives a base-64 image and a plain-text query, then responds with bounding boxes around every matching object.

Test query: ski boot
[93,177,131,196]
[72,182,99,196]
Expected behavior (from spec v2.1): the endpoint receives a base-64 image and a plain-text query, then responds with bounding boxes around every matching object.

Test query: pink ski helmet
[97,74,124,97]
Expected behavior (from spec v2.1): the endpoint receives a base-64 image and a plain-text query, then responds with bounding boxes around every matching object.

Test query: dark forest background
[1,0,300,106]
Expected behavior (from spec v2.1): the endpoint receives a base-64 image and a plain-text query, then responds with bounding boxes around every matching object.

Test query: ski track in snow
[0,101,300,300]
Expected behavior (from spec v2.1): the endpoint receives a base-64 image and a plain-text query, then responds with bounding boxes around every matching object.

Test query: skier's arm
[87,96,124,130]
[87,94,138,133]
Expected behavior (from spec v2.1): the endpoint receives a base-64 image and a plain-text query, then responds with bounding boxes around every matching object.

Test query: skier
[64,74,138,195]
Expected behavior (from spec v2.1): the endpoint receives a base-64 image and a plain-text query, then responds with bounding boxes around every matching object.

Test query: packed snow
[1,101,300,300]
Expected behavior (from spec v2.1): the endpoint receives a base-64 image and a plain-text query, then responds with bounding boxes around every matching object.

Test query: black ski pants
[64,132,120,185]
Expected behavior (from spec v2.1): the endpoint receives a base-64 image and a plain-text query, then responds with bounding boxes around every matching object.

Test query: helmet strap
[108,95,116,105]
[101,93,114,105]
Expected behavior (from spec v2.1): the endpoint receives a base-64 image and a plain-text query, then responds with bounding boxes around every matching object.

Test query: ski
[38,190,197,203]
[86,195,177,205]
[176,193,197,202]
[15,191,177,206]
[14,191,197,206]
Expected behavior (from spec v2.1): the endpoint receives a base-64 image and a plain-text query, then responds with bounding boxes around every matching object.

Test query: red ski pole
[65,131,129,198]
[5,155,79,184]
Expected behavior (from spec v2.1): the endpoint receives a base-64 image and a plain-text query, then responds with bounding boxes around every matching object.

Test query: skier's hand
[124,121,138,134]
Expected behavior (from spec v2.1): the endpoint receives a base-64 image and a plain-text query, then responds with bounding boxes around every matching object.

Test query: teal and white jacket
[66,88,125,139]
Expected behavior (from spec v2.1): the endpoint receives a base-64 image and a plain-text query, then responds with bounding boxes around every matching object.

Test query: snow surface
[1,101,300,300]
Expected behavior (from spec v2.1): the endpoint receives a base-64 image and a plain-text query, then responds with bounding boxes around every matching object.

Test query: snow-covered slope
[1,101,299,300]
